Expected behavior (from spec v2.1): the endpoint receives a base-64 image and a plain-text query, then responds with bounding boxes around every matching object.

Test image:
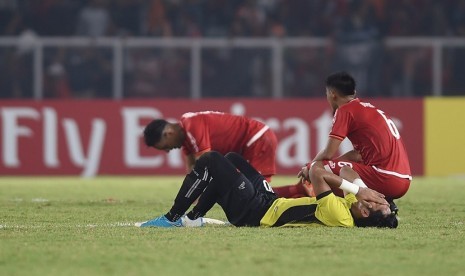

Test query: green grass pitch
[1,176,464,276]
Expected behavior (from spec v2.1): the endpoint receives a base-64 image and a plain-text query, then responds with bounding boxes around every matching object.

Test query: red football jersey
[180,111,269,157]
[329,99,411,178]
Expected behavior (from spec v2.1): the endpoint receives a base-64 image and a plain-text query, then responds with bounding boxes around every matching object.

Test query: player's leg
[339,163,399,214]
[225,152,277,198]
[183,151,267,226]
[196,152,275,226]
[141,151,245,227]
[272,181,315,198]
[163,165,212,222]
[319,160,410,200]
[139,151,256,227]
[359,171,410,200]
[138,163,213,227]
[185,183,217,220]
[166,151,245,220]
[225,152,266,186]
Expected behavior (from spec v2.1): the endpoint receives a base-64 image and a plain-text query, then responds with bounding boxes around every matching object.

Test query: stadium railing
[1,36,464,99]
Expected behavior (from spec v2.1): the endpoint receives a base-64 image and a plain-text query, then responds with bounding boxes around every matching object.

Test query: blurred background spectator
[75,0,113,37]
[0,0,464,99]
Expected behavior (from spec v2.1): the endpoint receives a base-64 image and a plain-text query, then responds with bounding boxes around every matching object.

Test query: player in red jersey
[143,111,311,197]
[143,111,277,181]
[302,72,412,205]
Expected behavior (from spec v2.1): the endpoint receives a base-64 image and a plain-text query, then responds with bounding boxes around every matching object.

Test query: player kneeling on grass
[136,151,397,228]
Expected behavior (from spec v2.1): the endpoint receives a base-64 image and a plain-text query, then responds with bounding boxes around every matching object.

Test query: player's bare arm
[312,137,342,162]
[309,161,388,208]
[336,150,363,162]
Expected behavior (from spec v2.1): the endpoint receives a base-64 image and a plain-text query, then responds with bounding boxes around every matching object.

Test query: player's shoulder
[181,111,227,120]
[342,98,378,113]
[357,99,377,109]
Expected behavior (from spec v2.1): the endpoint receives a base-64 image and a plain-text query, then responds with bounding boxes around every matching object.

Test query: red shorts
[321,160,411,199]
[242,129,277,181]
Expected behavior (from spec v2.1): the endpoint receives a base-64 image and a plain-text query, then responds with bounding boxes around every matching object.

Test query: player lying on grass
[137,151,397,228]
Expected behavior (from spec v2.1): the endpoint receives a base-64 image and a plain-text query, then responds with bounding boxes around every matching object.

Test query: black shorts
[214,153,278,226]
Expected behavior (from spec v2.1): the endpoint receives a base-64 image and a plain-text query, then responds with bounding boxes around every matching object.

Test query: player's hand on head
[356,187,388,209]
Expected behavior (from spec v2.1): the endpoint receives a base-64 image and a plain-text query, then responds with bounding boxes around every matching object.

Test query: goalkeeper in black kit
[136,151,397,228]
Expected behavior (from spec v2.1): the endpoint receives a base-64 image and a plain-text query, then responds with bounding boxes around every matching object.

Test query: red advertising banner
[0,99,423,176]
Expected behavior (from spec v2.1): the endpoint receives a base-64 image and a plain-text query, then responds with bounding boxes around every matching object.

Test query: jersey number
[377,109,400,139]
[262,180,274,193]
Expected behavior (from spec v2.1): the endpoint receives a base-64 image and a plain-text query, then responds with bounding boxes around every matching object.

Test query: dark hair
[325,71,356,96]
[143,119,168,147]
[353,210,398,229]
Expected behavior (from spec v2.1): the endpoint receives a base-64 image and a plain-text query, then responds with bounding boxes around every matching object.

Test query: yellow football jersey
[260,192,357,227]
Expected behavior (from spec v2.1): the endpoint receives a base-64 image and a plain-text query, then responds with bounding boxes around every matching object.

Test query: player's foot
[302,181,316,197]
[181,215,204,227]
[136,215,182,228]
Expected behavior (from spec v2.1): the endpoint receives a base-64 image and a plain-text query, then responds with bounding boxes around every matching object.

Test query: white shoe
[181,215,204,227]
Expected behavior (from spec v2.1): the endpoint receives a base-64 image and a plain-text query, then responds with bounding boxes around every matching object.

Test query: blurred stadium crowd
[1,0,465,99]
[2,0,465,37]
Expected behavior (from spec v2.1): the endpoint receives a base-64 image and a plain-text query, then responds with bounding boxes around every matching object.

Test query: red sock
[273,182,308,198]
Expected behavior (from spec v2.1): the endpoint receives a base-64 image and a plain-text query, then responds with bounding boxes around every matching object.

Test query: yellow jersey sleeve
[314,193,356,227]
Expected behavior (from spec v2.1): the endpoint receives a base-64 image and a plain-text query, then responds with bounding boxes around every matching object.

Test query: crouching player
[137,151,397,228]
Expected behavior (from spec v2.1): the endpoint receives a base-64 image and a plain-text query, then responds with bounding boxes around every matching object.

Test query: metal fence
[1,36,464,99]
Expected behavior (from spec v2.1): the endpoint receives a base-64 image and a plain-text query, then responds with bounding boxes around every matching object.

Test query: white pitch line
[0,222,137,229]
[81,222,135,227]
[202,217,229,225]
[0,219,231,229]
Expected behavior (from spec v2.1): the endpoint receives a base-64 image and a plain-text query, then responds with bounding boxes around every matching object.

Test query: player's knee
[309,162,326,181]
[206,151,223,160]
[309,161,324,174]
[198,151,222,163]
[225,152,241,161]
[224,152,238,158]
